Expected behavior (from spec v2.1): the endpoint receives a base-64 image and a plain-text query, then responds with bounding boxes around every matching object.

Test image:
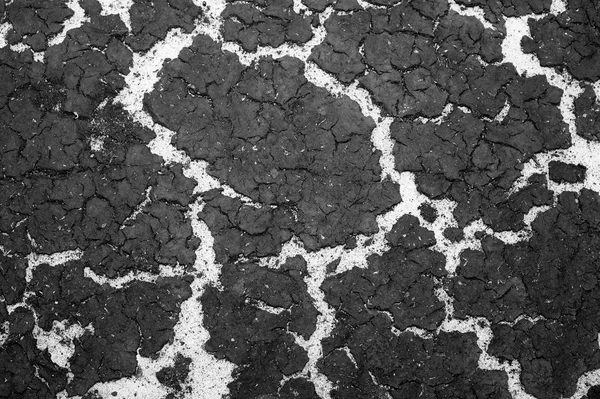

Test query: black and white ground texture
[1,0,600,398]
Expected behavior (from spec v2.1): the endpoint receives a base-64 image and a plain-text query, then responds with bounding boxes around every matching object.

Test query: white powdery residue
[185,161,264,207]
[33,52,44,62]
[511,158,546,195]
[83,265,185,289]
[97,0,133,31]
[493,206,549,244]
[116,13,265,205]
[115,28,198,117]
[303,64,463,266]
[448,0,495,30]
[568,370,600,399]
[197,0,228,43]
[333,235,384,273]
[476,328,537,399]
[184,160,221,194]
[593,81,600,100]
[386,174,485,277]
[457,105,472,114]
[220,0,418,266]
[550,0,567,15]
[116,0,226,134]
[257,236,385,398]
[545,140,600,196]
[474,203,549,245]
[399,326,434,340]
[303,63,406,197]
[369,372,394,399]
[380,173,476,276]
[502,16,600,208]
[303,62,345,99]
[502,15,575,146]
[274,175,428,276]
[48,0,89,47]
[142,113,260,205]
[0,320,9,347]
[120,187,152,229]
[433,223,483,275]
[476,54,491,67]
[520,205,551,232]
[90,355,170,399]
[494,100,511,122]
[292,0,310,15]
[255,203,467,397]
[498,314,546,327]
[221,8,332,67]
[186,201,223,286]
[0,22,11,48]
[27,231,38,250]
[371,117,402,182]
[5,293,35,315]
[97,97,110,110]
[419,200,483,276]
[340,346,358,367]
[305,64,381,117]
[435,285,536,399]
[279,241,338,399]
[9,42,29,52]
[34,320,93,369]
[148,124,189,165]
[0,244,14,257]
[89,201,234,399]
[355,0,386,9]
[257,181,409,275]
[511,129,600,201]
[91,301,233,399]
[416,103,455,125]
[179,204,235,394]
[55,385,79,399]
[435,204,551,275]
[99,9,278,394]
[89,135,106,152]
[7,43,44,63]
[26,249,84,282]
[251,299,289,315]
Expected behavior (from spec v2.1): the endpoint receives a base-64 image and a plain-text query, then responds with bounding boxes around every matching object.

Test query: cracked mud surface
[1,0,600,398]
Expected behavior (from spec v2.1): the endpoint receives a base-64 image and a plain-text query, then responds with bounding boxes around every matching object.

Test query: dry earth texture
[1,0,600,398]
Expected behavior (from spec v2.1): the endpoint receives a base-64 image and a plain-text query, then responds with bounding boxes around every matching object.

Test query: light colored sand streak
[48,0,88,47]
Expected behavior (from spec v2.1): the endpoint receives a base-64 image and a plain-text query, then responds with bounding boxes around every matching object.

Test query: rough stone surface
[456,0,551,23]
[575,86,600,141]
[319,315,511,398]
[222,0,313,51]
[29,261,192,395]
[4,0,74,49]
[156,354,193,392]
[522,0,600,81]
[1,4,198,396]
[145,37,401,261]
[201,256,318,398]
[324,220,446,332]
[0,312,68,398]
[549,160,586,184]
[450,190,600,398]
[127,0,201,52]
